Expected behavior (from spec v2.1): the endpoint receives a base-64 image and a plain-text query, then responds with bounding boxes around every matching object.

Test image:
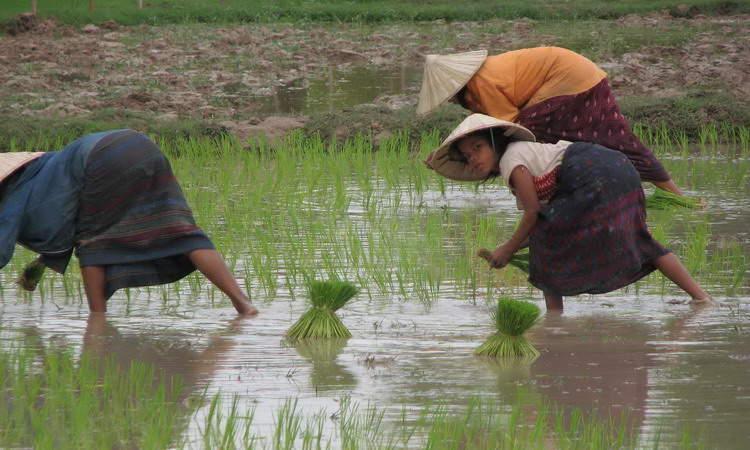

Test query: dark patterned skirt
[517,78,670,183]
[75,130,213,299]
[528,142,669,296]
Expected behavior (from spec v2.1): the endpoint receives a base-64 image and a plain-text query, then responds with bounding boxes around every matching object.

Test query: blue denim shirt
[0,130,127,274]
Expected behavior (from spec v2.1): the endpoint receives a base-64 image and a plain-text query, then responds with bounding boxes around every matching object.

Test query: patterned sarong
[528,142,669,296]
[517,78,670,182]
[75,130,213,299]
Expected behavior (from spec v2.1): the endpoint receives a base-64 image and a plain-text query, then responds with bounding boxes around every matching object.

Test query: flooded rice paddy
[1,134,749,448]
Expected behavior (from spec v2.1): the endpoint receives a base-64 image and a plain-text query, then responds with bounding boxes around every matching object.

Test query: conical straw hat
[416,50,488,116]
[423,113,535,181]
[0,152,45,184]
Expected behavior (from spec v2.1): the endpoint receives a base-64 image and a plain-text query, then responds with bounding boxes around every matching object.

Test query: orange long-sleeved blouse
[465,47,606,122]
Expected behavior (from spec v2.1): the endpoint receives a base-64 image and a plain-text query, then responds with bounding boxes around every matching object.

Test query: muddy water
[2,155,749,448]
[3,289,749,447]
[252,65,421,114]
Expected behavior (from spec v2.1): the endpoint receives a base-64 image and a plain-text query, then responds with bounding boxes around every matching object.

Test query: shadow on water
[251,65,421,115]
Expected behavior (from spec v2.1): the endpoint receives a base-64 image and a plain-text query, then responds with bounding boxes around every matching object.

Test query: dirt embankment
[1,11,748,141]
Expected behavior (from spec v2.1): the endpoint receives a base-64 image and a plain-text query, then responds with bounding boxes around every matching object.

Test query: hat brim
[416,50,488,116]
[423,114,535,182]
[0,152,45,184]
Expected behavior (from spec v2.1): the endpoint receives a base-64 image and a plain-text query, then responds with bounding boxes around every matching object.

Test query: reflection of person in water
[518,309,711,437]
[83,314,245,396]
[529,314,650,430]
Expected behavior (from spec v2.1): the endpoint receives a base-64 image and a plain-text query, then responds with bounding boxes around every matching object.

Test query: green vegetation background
[2,1,747,25]
[1,0,748,147]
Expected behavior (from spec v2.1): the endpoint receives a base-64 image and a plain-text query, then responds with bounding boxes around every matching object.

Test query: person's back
[465,47,606,121]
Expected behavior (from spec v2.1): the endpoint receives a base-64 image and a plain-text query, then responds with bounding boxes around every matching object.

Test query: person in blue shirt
[0,129,257,315]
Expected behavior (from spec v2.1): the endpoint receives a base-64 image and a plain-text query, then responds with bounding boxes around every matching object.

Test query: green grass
[0,344,190,449]
[192,391,705,449]
[1,129,747,310]
[2,0,747,26]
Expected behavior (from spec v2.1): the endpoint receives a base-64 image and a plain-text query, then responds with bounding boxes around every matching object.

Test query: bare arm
[488,166,540,268]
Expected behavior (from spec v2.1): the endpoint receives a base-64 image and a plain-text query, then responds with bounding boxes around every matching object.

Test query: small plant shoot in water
[286,280,359,340]
[475,297,541,358]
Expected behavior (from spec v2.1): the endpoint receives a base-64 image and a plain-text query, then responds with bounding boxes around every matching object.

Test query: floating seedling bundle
[476,248,530,273]
[645,188,700,210]
[17,257,45,291]
[286,280,358,340]
[475,297,541,358]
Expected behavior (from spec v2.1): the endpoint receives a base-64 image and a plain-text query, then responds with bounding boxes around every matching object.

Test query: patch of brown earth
[0,12,748,139]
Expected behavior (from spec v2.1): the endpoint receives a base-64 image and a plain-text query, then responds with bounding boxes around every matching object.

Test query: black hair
[454,85,470,110]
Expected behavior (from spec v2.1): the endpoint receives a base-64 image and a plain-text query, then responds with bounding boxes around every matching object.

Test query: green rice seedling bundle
[17,257,45,291]
[645,188,700,210]
[476,248,530,273]
[475,297,541,358]
[286,280,358,340]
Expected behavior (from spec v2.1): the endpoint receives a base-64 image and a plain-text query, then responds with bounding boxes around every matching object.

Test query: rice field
[1,126,748,448]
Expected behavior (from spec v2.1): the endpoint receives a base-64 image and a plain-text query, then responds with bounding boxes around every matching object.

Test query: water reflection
[252,65,421,114]
[529,314,652,431]
[290,338,357,391]
[82,313,251,394]
[527,305,734,443]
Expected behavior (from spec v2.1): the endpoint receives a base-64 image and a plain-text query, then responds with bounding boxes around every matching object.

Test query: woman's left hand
[489,244,515,269]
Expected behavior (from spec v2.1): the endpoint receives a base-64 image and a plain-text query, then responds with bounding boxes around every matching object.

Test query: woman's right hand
[489,244,515,269]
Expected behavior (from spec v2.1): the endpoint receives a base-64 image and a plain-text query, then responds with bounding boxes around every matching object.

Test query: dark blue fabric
[0,130,129,273]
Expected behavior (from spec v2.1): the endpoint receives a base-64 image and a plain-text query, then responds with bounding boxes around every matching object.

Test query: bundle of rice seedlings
[475,297,541,358]
[645,188,700,210]
[286,280,358,340]
[476,248,530,273]
[17,257,46,291]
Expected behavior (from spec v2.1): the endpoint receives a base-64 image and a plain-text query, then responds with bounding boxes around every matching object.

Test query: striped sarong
[517,78,670,183]
[75,130,213,299]
[528,142,669,296]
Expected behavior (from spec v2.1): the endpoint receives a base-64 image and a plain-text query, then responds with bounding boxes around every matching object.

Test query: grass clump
[476,248,530,273]
[17,257,45,291]
[475,297,541,359]
[646,188,700,210]
[286,280,358,340]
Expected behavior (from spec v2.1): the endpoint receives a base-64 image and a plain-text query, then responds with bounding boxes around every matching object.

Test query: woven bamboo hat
[423,113,535,181]
[0,152,44,184]
[416,50,488,116]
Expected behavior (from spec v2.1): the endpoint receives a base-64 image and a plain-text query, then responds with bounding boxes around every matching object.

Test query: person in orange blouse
[417,47,682,195]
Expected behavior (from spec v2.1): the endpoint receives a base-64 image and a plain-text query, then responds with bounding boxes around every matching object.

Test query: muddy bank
[1,12,748,144]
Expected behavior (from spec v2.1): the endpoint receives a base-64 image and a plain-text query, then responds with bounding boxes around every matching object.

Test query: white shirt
[498,140,572,209]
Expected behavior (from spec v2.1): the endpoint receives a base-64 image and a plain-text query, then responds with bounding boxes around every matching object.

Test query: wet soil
[1,12,748,141]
